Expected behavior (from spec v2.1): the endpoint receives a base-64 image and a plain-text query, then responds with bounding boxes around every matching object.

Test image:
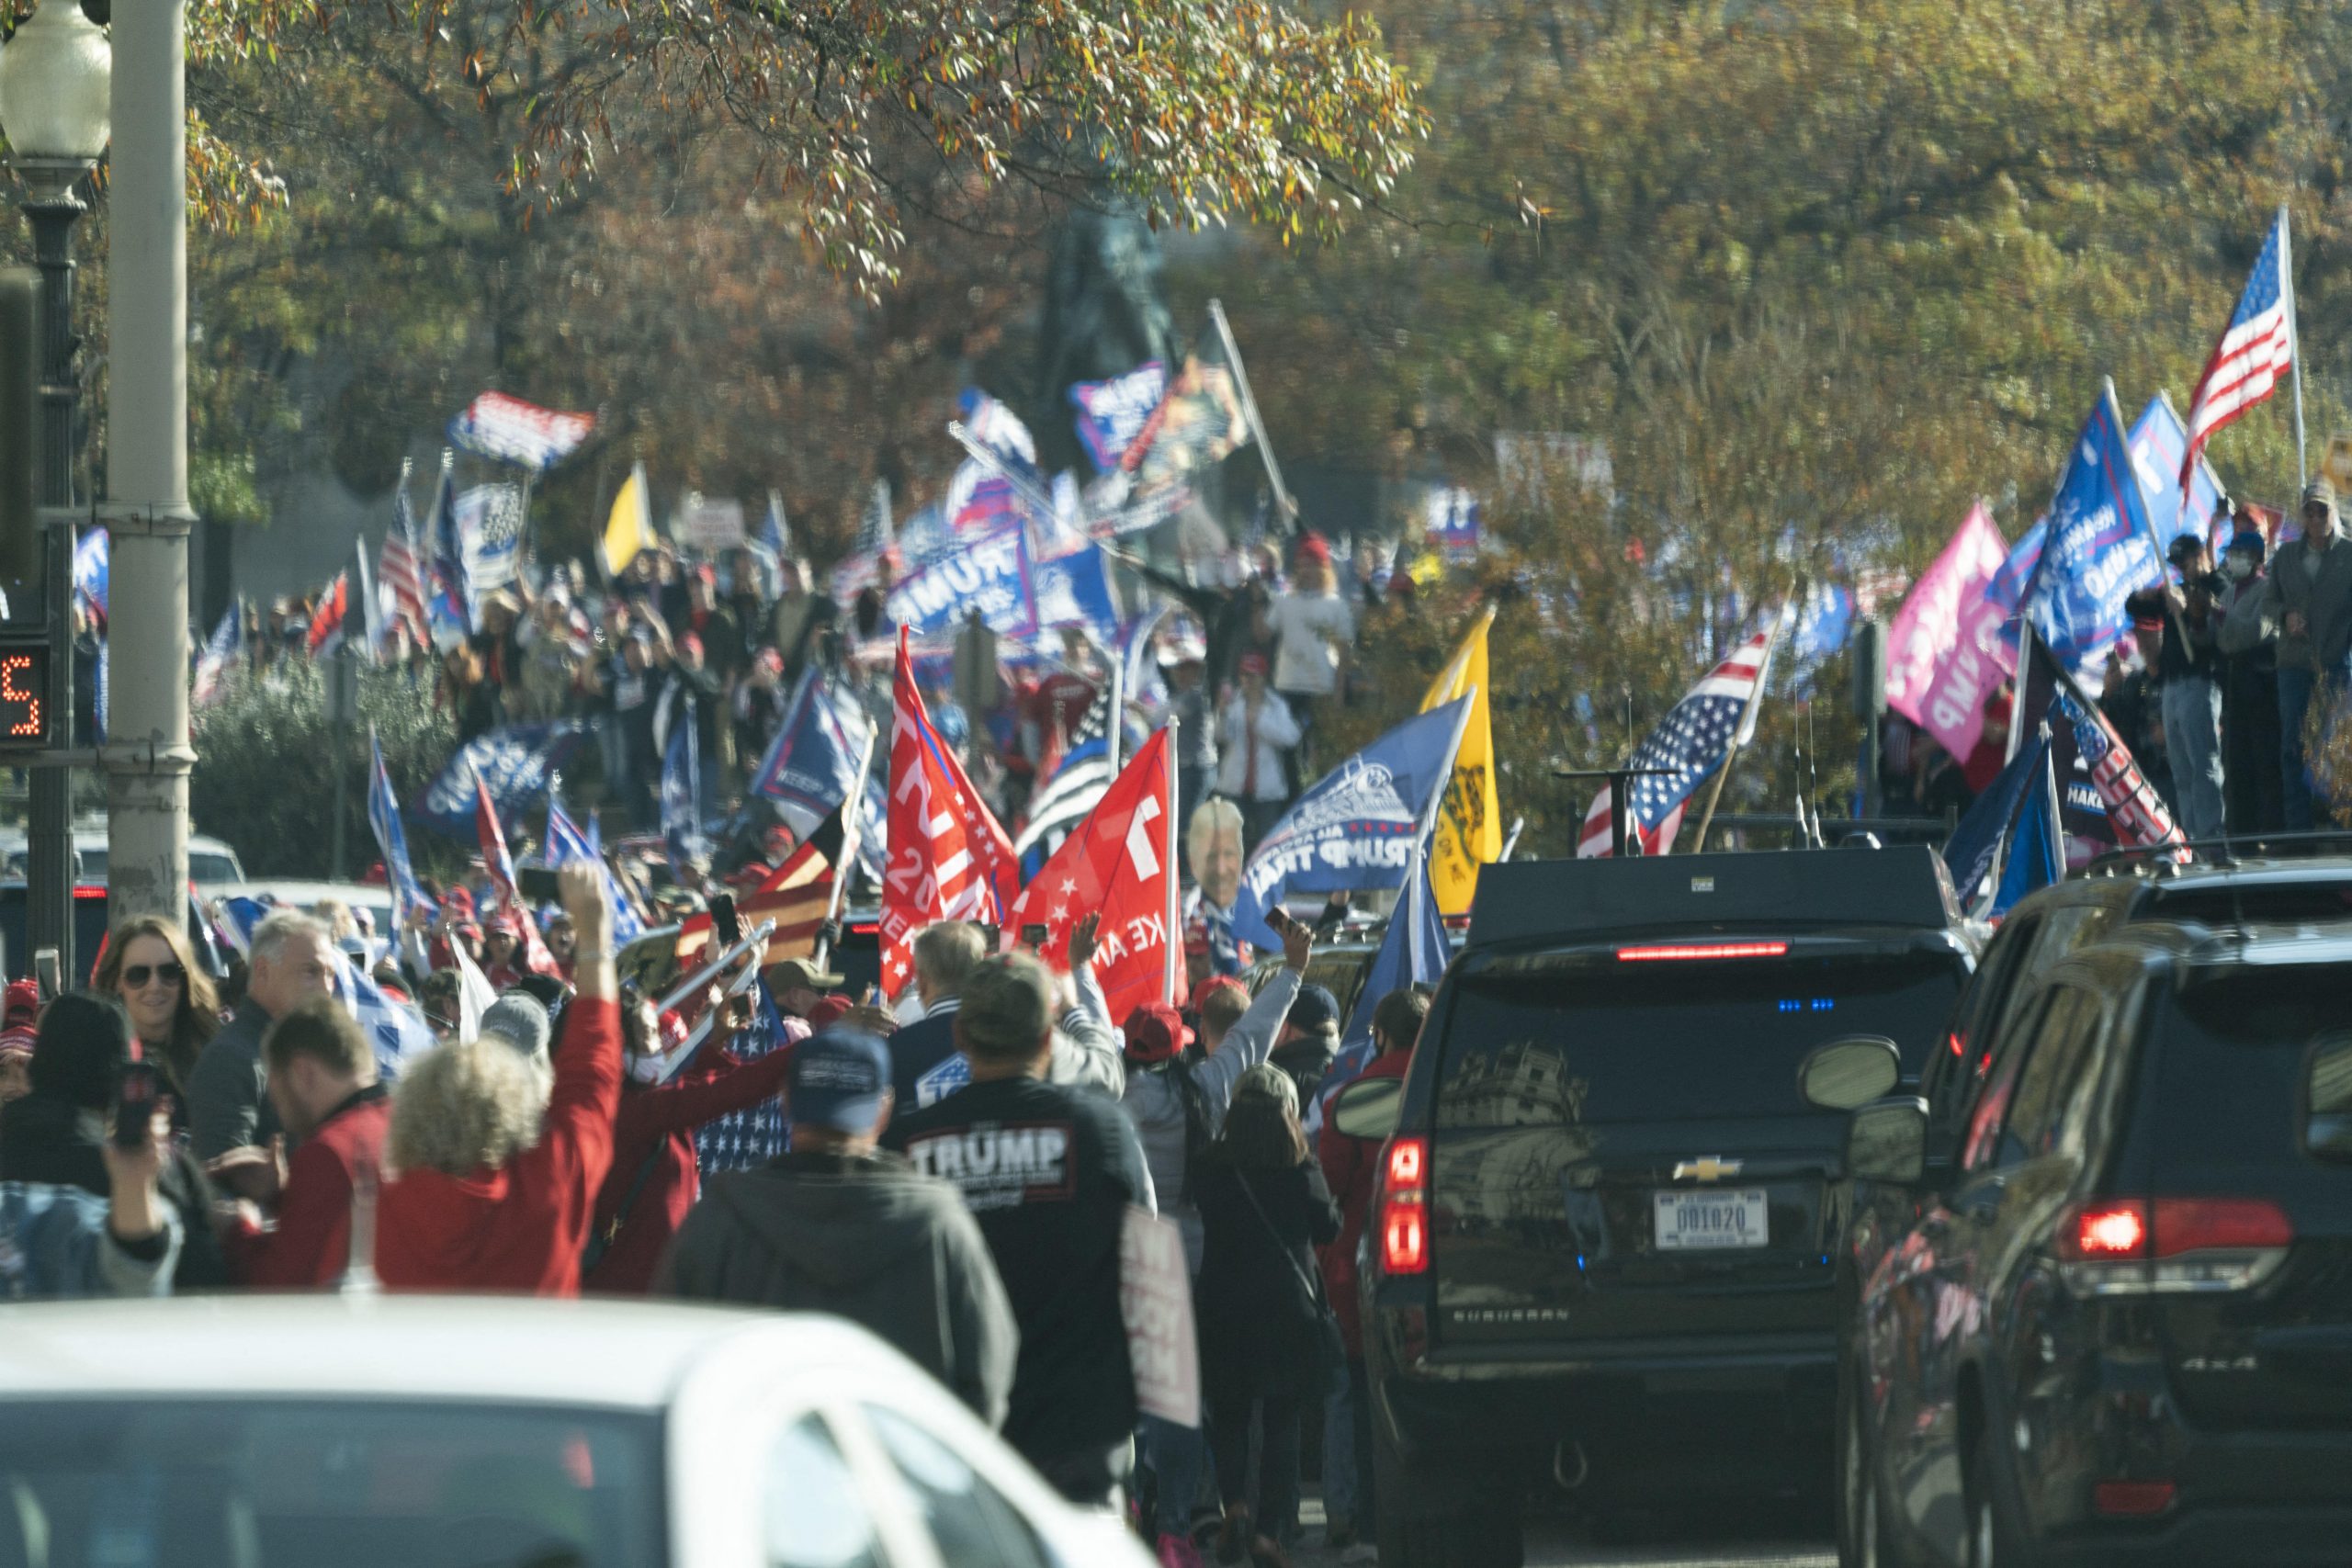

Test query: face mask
[2225,556,2254,581]
[626,1052,664,1085]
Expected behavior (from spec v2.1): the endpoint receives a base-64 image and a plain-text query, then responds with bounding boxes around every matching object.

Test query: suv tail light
[2053,1197,2293,1295]
[1379,1134,1430,1276]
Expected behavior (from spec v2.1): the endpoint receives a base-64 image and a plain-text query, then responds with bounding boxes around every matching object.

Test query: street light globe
[0,2,113,165]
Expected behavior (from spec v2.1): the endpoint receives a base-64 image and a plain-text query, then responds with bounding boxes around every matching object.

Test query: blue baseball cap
[1289,984,1341,1033]
[788,1028,892,1134]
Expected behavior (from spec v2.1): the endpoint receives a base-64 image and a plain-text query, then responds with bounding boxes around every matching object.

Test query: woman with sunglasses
[92,914,223,1113]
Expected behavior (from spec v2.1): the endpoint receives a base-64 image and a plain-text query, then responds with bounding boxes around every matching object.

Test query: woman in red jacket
[580,982,803,1294]
[376,865,620,1296]
[1316,987,1430,1559]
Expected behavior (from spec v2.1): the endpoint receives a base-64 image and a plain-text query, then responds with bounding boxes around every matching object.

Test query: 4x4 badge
[1673,1157,1743,1183]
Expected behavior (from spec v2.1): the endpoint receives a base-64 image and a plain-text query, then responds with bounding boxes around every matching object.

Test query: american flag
[378,524,430,650]
[696,985,806,1176]
[1012,682,1114,859]
[1577,620,1783,858]
[2181,209,2294,484]
[192,597,243,707]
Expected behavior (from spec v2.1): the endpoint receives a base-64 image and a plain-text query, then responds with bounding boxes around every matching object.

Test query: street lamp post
[1,0,112,981]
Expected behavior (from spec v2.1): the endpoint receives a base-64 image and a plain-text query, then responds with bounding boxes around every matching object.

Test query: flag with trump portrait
[1577,615,1784,859]
[1228,697,1475,953]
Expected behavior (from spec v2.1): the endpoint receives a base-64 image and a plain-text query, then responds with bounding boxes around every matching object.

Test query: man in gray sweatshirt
[656,1026,1019,1427]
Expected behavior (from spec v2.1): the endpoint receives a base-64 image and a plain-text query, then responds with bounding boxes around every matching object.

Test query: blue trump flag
[335,951,435,1080]
[1229,696,1474,952]
[1034,543,1123,642]
[1993,741,2064,917]
[367,731,433,935]
[414,722,588,840]
[2126,395,2228,553]
[424,460,470,643]
[72,526,107,617]
[885,523,1038,640]
[2018,388,2165,670]
[1313,853,1453,1132]
[662,702,704,879]
[545,785,645,944]
[748,672,886,877]
[1942,728,2054,907]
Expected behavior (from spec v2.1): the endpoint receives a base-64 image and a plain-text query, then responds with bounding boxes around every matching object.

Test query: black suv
[1922,847,2352,1166]
[1338,847,1977,1565]
[1840,921,2352,1567]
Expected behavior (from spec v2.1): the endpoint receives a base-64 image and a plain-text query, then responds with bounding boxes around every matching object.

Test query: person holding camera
[2126,532,2227,839]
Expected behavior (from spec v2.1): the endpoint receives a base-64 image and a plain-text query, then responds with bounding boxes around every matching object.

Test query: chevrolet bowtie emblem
[1673,1157,1744,1183]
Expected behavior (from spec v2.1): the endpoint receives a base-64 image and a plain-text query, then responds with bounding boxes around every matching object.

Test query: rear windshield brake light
[1615,941,1789,963]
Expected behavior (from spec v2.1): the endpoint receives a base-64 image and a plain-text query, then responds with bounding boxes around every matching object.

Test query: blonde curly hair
[387,1037,550,1178]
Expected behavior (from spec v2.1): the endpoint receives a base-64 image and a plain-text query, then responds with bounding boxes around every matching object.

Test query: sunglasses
[123,962,186,989]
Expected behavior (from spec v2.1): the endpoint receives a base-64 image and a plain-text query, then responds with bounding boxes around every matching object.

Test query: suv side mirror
[1799,1035,1902,1111]
[2308,1033,2352,1162]
[1330,1075,1403,1143]
[1846,1097,1930,1184]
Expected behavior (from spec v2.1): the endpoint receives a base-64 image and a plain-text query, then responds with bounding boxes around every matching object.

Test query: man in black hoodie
[1269,983,1340,1111]
[655,1026,1017,1427]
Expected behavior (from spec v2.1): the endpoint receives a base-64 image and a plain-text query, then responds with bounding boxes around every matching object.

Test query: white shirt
[1216,689,1303,801]
[1269,591,1354,695]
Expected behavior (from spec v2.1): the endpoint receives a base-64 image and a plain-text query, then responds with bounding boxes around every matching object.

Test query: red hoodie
[226,1086,391,1289]
[1317,1048,1413,1357]
[581,1042,799,1296]
[376,998,622,1296]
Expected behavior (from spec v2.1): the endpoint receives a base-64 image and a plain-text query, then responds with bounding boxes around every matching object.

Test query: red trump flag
[880,629,1017,996]
[1003,727,1179,1022]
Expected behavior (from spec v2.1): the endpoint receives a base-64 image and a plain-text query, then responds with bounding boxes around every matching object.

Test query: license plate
[1654,1188,1770,1250]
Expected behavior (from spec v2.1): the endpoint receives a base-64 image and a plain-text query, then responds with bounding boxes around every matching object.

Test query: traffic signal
[0,268,40,610]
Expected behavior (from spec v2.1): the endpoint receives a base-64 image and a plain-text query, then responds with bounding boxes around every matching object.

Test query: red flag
[471,771,560,979]
[304,572,349,656]
[880,629,1018,997]
[1002,728,1178,1024]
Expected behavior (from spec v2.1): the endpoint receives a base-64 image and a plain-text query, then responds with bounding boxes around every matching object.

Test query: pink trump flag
[1884,504,2015,761]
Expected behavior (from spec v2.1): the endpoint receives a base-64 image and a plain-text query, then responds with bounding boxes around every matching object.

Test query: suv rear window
[1433,951,1962,1126]
[2142,966,2348,1181]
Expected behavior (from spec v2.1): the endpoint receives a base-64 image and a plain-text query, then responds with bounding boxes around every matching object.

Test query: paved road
[1285,1495,1836,1568]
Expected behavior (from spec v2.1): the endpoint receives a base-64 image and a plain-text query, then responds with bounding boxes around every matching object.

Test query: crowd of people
[1878,482,2352,838]
[0,843,1426,1566]
[224,523,1427,870]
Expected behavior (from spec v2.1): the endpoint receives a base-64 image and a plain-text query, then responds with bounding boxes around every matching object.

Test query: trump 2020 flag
[2018,388,2165,671]
[367,729,433,936]
[1001,728,1179,1022]
[1577,617,1783,858]
[415,722,588,840]
[880,629,1019,996]
[1229,697,1475,953]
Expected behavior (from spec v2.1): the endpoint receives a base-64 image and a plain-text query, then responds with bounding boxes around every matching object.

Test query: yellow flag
[603,462,653,577]
[1419,607,1501,915]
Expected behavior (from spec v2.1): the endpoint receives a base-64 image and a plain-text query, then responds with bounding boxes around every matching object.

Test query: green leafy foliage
[189,660,461,880]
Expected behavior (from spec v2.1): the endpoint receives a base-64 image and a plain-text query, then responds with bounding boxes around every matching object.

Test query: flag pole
[2284,205,2308,491]
[813,717,879,971]
[1105,649,1125,778]
[1164,718,1182,1006]
[1208,299,1298,525]
[1690,602,1792,853]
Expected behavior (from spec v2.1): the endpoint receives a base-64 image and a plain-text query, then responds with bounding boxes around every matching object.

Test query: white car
[0,826,247,886]
[0,1295,1153,1568]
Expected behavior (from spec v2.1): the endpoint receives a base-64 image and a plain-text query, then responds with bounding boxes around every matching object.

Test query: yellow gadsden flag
[1420,607,1501,915]
[602,462,656,577]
